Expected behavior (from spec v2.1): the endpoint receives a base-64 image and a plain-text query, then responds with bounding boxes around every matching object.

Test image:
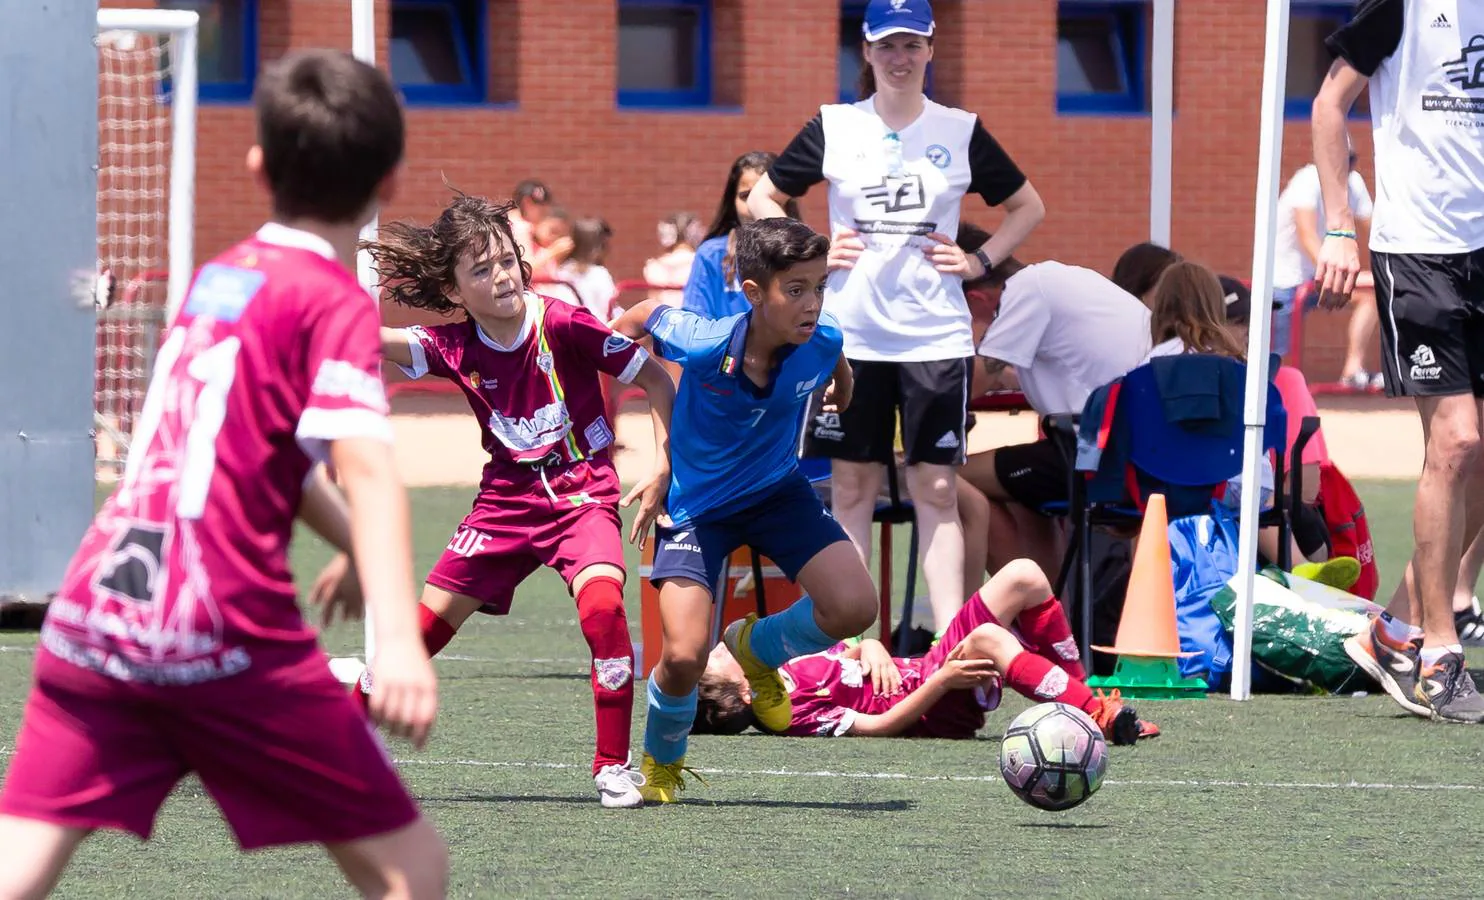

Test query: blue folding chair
[1053,354,1303,672]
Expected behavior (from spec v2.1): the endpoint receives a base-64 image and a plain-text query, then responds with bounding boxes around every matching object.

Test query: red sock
[576,576,634,774]
[1015,596,1086,681]
[1004,652,1097,717]
[352,604,457,714]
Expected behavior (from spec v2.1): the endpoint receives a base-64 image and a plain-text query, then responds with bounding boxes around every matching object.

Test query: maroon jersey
[397,293,647,490]
[41,224,392,685]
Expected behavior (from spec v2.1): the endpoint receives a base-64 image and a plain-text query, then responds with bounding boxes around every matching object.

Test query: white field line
[392,758,1484,792]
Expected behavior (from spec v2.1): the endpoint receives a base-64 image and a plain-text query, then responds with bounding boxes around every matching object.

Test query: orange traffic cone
[1087,494,1209,699]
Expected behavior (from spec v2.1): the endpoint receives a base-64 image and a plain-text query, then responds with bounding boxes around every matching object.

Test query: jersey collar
[255,222,337,261]
[719,310,799,396]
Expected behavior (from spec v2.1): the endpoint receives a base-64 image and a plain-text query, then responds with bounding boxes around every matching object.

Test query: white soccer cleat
[594,760,646,809]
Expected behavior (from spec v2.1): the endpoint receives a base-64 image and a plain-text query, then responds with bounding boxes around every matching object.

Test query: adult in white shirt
[1273,155,1378,388]
[746,0,1045,635]
[959,246,1151,582]
[1314,0,1484,722]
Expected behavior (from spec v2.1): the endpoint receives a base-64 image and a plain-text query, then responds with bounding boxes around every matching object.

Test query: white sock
[1420,644,1463,667]
[1379,612,1419,644]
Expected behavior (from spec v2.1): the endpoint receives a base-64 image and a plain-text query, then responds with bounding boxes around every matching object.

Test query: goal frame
[95,7,198,322]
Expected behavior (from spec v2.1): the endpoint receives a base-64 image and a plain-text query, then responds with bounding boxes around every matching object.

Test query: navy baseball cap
[863,0,935,41]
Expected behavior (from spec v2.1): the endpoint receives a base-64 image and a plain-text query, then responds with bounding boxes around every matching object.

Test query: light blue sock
[643,676,698,765]
[748,595,835,669]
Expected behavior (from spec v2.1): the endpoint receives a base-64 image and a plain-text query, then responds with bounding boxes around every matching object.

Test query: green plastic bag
[1209,571,1380,694]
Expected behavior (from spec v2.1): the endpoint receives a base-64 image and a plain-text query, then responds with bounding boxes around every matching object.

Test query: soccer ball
[998,702,1108,811]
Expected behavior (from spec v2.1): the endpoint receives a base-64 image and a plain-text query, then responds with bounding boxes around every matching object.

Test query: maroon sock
[1004,652,1096,716]
[352,604,456,715]
[1014,596,1086,681]
[576,576,635,774]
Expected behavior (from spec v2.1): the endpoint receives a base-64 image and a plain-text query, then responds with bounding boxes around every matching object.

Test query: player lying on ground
[0,51,448,899]
[609,217,879,802]
[328,192,675,809]
[695,559,1159,744]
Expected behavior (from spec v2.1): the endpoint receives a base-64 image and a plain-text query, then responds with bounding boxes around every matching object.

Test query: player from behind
[696,560,1159,744]
[0,52,447,899]
[609,218,878,803]
[342,193,675,808]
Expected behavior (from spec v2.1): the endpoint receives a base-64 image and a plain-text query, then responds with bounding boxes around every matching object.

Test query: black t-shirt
[1324,0,1404,76]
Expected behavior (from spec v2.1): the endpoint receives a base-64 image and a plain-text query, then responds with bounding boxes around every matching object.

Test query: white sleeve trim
[831,709,858,737]
[617,346,649,385]
[295,407,394,464]
[395,327,430,380]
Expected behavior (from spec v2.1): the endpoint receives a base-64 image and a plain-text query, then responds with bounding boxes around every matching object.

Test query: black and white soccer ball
[999,702,1108,811]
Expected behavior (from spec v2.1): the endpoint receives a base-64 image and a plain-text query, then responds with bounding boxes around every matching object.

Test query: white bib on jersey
[1367,1,1484,254]
[820,98,976,362]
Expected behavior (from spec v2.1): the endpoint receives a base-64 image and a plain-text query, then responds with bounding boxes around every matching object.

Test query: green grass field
[5,479,1483,898]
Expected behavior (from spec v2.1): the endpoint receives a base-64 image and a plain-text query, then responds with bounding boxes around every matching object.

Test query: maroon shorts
[0,649,420,850]
[427,462,625,614]
[902,595,1007,739]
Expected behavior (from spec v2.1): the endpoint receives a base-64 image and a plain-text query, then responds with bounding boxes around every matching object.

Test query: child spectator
[684,151,800,319]
[644,212,702,306]
[556,217,618,319]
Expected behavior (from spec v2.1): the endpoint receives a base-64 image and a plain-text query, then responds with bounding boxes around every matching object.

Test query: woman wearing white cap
[748,0,1044,635]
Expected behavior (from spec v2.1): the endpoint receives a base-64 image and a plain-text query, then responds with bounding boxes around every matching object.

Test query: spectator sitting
[554,217,617,320]
[1111,241,1182,308]
[956,229,1152,580]
[644,212,703,306]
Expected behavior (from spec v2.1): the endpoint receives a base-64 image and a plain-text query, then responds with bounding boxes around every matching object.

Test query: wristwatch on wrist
[973,248,995,278]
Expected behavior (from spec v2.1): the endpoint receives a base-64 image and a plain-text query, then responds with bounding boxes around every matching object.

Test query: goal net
[93,9,197,473]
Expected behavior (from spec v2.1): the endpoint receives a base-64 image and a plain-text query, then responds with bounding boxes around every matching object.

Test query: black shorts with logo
[1374,248,1484,398]
[801,358,971,467]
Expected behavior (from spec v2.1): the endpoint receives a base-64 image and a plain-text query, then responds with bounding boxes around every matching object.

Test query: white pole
[1149,0,1174,246]
[1231,0,1292,701]
[351,0,378,669]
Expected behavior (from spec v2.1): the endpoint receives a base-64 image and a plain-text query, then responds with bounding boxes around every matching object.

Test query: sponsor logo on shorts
[594,656,633,691]
[663,531,702,554]
[1410,344,1442,382]
[813,411,845,442]
[935,431,960,449]
[446,525,492,557]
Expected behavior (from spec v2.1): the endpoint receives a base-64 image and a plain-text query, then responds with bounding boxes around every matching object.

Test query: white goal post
[93,8,198,470]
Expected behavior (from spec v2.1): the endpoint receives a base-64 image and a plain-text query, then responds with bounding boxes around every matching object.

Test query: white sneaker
[595,761,646,808]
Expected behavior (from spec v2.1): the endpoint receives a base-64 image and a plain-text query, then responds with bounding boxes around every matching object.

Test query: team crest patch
[538,352,554,373]
[585,416,614,450]
[594,656,633,691]
[925,144,951,169]
[603,334,633,357]
[468,370,481,390]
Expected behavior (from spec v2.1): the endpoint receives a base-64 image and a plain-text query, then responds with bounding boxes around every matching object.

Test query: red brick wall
[104,0,1374,381]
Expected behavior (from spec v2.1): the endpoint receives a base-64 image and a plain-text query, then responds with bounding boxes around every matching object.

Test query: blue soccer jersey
[647,305,842,524]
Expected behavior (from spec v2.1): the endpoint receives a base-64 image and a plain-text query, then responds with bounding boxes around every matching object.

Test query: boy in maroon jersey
[0,52,447,898]
[345,193,675,808]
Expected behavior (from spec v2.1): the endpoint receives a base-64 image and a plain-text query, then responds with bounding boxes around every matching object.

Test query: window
[159,0,256,101]
[1055,1,1147,114]
[1286,3,1369,119]
[618,0,712,108]
[838,2,934,104]
[389,0,485,105]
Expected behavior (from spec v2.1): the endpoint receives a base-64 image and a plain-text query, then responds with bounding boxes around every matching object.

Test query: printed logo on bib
[1410,344,1443,382]
[863,174,927,213]
[585,416,614,451]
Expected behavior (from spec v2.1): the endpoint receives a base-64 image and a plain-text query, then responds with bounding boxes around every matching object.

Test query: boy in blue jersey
[612,218,878,802]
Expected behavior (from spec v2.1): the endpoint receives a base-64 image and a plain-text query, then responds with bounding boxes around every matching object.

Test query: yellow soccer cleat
[638,753,702,804]
[724,614,792,733]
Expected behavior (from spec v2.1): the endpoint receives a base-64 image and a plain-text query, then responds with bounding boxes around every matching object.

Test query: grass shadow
[426,794,913,812]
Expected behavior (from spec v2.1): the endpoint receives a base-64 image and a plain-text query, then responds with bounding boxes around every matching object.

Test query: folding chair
[1052,354,1300,672]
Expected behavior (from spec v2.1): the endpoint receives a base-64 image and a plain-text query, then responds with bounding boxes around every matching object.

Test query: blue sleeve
[682,244,725,317]
[813,312,846,375]
[646,306,737,369]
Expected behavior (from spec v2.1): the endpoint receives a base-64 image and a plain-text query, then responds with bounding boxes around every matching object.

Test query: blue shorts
[649,473,849,594]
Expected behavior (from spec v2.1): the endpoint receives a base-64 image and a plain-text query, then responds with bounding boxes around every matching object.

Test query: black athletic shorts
[801,358,971,467]
[1374,248,1484,398]
[991,437,1070,512]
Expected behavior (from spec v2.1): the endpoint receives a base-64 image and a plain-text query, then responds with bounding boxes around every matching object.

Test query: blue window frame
[618,0,712,108]
[389,0,486,105]
[1286,2,1369,120]
[1055,1,1147,115]
[839,2,934,103]
[159,0,257,102]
